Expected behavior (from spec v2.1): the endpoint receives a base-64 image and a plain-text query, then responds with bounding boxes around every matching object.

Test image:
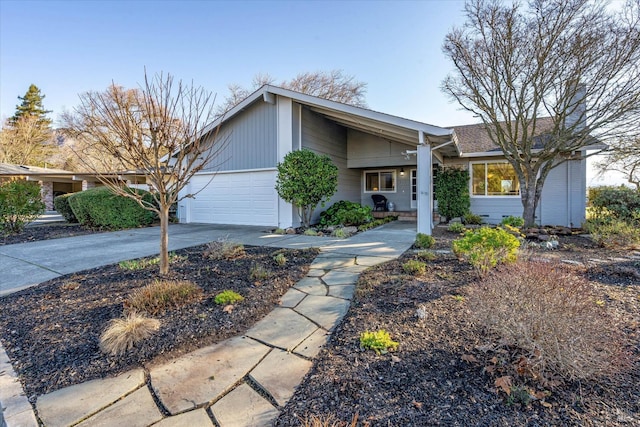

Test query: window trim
[363,169,397,193]
[469,160,521,198]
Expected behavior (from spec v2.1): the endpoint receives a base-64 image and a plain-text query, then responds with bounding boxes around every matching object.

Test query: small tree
[62,71,225,275]
[434,168,470,222]
[0,180,45,234]
[275,149,338,227]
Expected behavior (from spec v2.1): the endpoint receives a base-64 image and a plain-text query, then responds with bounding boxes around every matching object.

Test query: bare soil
[276,227,640,426]
[0,224,100,246]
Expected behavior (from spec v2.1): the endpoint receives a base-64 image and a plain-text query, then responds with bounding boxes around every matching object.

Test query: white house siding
[301,108,360,224]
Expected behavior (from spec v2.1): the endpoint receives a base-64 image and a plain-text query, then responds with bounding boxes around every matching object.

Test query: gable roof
[449,118,557,156]
[205,85,454,146]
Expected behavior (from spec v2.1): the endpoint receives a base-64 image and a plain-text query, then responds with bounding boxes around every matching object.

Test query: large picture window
[471,162,520,196]
[364,170,396,193]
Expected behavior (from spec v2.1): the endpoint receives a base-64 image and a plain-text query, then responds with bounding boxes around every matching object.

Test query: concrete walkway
[0,221,416,427]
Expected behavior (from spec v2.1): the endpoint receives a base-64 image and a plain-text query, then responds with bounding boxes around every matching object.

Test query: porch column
[417,142,432,235]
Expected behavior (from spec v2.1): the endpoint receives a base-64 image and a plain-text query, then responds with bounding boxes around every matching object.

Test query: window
[364,170,396,192]
[471,162,520,196]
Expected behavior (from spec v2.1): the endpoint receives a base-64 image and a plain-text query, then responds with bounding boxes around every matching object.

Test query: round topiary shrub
[68,187,157,229]
[53,193,77,223]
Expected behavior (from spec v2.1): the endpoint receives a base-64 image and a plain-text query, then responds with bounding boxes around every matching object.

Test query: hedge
[68,187,157,229]
[53,193,77,223]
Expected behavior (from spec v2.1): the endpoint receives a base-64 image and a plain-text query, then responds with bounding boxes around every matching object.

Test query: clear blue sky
[0,0,475,127]
[0,0,625,185]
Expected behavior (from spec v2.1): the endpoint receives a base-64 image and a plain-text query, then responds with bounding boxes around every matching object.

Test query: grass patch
[125,279,203,315]
[118,253,186,270]
[100,312,160,356]
[203,238,245,260]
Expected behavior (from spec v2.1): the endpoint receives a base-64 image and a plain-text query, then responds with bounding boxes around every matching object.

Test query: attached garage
[182,170,278,226]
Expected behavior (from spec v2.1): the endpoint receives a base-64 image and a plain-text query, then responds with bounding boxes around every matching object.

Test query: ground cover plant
[0,244,318,397]
[276,227,639,426]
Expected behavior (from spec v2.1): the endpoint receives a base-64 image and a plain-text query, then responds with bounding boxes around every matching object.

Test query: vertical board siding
[301,108,361,223]
[359,168,415,211]
[201,101,277,172]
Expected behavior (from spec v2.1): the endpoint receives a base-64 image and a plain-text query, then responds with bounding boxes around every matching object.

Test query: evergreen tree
[10,84,52,128]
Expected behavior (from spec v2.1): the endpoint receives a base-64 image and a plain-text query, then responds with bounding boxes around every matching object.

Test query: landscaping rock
[210,384,279,427]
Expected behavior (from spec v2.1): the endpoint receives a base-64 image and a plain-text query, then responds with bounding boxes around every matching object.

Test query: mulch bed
[1,224,101,246]
[0,243,318,399]
[276,227,640,426]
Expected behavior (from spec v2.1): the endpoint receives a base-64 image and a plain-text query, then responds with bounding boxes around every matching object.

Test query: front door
[411,169,417,209]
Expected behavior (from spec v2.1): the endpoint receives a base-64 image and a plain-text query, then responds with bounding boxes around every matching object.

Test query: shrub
[332,228,350,238]
[447,222,466,233]
[589,185,640,221]
[417,250,436,261]
[273,227,285,235]
[360,330,399,354]
[214,290,244,305]
[452,226,520,275]
[276,149,338,227]
[434,167,470,222]
[68,187,156,229]
[466,261,625,382]
[249,263,271,281]
[403,259,427,275]
[303,228,318,236]
[203,238,245,260]
[319,200,373,227]
[589,219,640,249]
[501,215,525,228]
[53,193,77,223]
[100,312,160,356]
[463,212,483,225]
[0,180,45,234]
[125,280,203,315]
[414,232,435,249]
[273,252,287,266]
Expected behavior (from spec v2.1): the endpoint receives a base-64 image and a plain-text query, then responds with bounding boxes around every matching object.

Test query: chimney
[567,82,587,132]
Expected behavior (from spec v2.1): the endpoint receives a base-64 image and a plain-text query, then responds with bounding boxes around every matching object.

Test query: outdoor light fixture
[400,168,405,176]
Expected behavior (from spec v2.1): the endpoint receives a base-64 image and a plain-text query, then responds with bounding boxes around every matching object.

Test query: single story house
[177,85,593,233]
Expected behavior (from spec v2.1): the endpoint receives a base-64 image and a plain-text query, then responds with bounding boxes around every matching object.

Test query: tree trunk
[159,204,170,275]
[522,178,539,227]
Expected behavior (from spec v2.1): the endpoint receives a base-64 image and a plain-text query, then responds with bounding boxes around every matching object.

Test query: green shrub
[452,226,520,275]
[273,252,287,266]
[68,187,156,229]
[360,330,399,354]
[467,261,625,382]
[447,222,466,233]
[463,212,483,225]
[403,259,427,275]
[414,232,435,249]
[214,290,244,305]
[319,200,373,227]
[125,279,203,315]
[0,180,45,234]
[501,215,525,228]
[249,263,271,281]
[53,193,77,223]
[303,228,318,236]
[434,167,470,221]
[332,228,349,238]
[589,185,640,221]
[273,227,285,235]
[417,250,436,261]
[588,219,640,249]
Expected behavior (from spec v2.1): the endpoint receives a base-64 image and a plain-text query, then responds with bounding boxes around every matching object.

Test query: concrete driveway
[0,222,417,297]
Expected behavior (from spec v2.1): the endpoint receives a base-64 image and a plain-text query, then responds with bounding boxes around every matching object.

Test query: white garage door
[186,170,278,226]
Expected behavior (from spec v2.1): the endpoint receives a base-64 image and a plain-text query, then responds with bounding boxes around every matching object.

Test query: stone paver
[354,255,395,266]
[152,409,214,427]
[293,276,327,295]
[246,308,319,350]
[249,350,313,407]
[278,288,307,308]
[306,268,326,277]
[76,387,162,427]
[36,369,145,427]
[292,328,330,359]
[322,270,359,286]
[150,336,270,415]
[211,384,279,427]
[328,284,356,300]
[295,295,350,331]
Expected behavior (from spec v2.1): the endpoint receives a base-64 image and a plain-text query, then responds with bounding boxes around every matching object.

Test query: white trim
[410,169,417,209]
[417,144,432,234]
[363,170,398,193]
[469,160,521,198]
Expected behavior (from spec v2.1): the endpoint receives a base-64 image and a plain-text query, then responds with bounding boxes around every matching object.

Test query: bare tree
[62,71,225,274]
[597,136,640,189]
[0,115,54,165]
[443,0,640,226]
[217,70,367,115]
